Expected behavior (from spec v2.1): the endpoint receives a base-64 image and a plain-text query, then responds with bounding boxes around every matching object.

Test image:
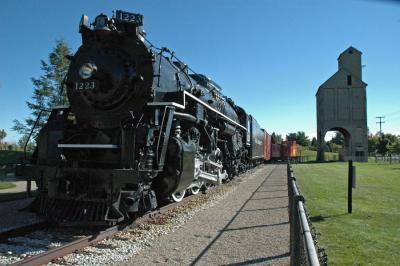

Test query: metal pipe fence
[370,154,400,164]
[287,161,327,266]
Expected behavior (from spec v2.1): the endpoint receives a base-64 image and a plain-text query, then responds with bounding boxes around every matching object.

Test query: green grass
[296,146,339,162]
[0,181,16,190]
[293,162,400,265]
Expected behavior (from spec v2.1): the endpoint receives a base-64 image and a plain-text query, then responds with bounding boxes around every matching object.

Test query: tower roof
[337,46,362,60]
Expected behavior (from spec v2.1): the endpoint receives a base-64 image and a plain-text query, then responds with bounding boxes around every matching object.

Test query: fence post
[26,176,31,197]
[348,160,353,214]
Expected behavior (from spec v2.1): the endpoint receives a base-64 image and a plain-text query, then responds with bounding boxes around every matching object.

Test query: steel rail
[10,225,120,266]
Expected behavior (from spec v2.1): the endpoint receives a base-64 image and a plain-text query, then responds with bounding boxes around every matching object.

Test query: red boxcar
[271,144,281,158]
[289,141,298,157]
[281,141,298,158]
[264,131,271,161]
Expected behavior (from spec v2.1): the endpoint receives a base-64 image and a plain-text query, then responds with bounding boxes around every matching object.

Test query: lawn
[293,161,400,265]
[296,146,339,162]
[0,181,16,190]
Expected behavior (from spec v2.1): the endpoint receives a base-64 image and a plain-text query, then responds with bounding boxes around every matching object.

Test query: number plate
[115,10,143,26]
[74,81,97,91]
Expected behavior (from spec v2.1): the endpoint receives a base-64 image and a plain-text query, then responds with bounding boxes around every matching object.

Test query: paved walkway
[122,164,290,265]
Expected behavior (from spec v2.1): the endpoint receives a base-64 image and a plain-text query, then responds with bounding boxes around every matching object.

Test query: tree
[18,135,35,152]
[7,143,18,151]
[271,132,283,144]
[0,129,6,150]
[368,133,380,153]
[389,138,400,154]
[311,137,317,148]
[286,133,297,142]
[384,133,397,144]
[331,132,344,145]
[326,142,341,153]
[295,131,310,146]
[285,131,310,146]
[377,137,389,155]
[0,129,6,144]
[13,40,71,141]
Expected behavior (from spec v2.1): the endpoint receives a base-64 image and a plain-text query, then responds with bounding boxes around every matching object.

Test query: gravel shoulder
[120,164,290,266]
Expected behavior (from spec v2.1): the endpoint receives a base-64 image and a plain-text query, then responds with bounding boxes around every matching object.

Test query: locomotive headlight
[79,63,97,80]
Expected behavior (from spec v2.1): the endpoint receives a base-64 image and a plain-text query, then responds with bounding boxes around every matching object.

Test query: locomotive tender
[17,10,266,225]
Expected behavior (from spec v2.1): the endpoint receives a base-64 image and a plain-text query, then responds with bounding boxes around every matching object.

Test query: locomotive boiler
[17,10,265,225]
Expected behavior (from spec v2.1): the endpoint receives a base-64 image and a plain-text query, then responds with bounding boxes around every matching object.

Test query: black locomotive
[17,10,265,225]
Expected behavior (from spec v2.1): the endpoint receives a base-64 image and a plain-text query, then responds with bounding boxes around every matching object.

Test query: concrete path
[121,164,290,265]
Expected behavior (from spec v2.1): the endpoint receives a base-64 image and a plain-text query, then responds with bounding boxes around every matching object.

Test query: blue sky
[1,0,399,142]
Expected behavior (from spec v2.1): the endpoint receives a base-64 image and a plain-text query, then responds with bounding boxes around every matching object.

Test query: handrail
[298,201,320,265]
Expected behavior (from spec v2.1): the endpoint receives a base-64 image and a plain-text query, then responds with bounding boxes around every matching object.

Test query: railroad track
[0,193,198,266]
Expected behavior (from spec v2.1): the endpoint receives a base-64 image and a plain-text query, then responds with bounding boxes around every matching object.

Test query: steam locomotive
[17,10,267,225]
